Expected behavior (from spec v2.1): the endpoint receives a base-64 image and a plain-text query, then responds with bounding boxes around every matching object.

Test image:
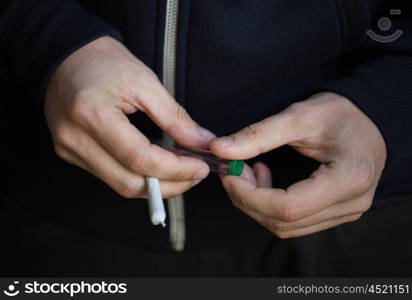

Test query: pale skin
[45,36,216,199]
[45,36,387,238]
[210,93,387,238]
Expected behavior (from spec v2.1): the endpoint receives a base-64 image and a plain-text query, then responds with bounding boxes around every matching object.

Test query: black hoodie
[0,0,411,251]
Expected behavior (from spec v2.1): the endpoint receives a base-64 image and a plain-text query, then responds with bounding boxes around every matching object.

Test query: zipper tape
[162,0,185,252]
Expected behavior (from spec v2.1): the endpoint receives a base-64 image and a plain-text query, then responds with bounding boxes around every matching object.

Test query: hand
[45,36,215,199]
[210,93,387,238]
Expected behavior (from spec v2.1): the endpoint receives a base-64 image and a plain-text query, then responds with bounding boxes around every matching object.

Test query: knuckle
[237,196,253,212]
[351,163,375,194]
[242,123,262,142]
[163,191,177,199]
[357,196,373,213]
[349,213,363,223]
[53,126,83,153]
[68,95,95,125]
[170,164,188,181]
[116,179,142,199]
[166,105,192,136]
[127,151,152,174]
[53,126,73,148]
[269,219,292,232]
[174,104,190,121]
[162,182,193,199]
[53,143,71,161]
[163,189,184,199]
[278,202,301,222]
[230,197,242,209]
[286,101,312,121]
[272,229,292,239]
[53,144,79,167]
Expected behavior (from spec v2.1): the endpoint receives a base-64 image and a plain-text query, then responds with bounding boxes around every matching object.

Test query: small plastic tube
[160,142,244,176]
[145,139,243,228]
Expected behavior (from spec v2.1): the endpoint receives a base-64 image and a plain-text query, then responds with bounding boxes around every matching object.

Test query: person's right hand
[44,36,215,199]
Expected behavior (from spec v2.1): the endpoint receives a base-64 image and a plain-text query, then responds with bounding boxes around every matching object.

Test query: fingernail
[198,127,216,142]
[216,136,233,148]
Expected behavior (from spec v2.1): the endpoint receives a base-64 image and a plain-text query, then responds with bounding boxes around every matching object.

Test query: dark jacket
[0,0,411,251]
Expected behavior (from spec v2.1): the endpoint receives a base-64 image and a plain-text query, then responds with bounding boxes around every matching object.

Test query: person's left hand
[210,93,387,238]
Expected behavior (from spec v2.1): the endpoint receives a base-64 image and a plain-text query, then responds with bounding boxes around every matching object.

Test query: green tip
[229,160,244,176]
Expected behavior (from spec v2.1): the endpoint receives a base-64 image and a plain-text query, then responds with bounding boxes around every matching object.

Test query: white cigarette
[145,176,166,227]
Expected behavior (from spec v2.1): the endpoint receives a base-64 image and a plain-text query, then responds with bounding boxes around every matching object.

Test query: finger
[235,193,372,232]
[239,163,257,185]
[210,107,305,160]
[278,159,373,219]
[54,146,95,176]
[222,160,366,221]
[235,201,362,239]
[222,175,285,218]
[58,125,203,198]
[77,107,210,181]
[136,83,216,148]
[57,146,199,198]
[157,179,202,199]
[75,140,200,199]
[269,214,362,239]
[61,125,147,196]
[253,162,272,188]
[220,163,257,185]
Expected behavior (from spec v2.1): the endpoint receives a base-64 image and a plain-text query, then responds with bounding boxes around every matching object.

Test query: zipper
[162,0,186,252]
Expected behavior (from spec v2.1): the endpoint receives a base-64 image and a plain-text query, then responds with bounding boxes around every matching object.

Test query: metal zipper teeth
[162,0,186,252]
[162,0,178,95]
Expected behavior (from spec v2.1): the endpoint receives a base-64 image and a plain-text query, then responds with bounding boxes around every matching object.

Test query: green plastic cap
[229,160,244,176]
